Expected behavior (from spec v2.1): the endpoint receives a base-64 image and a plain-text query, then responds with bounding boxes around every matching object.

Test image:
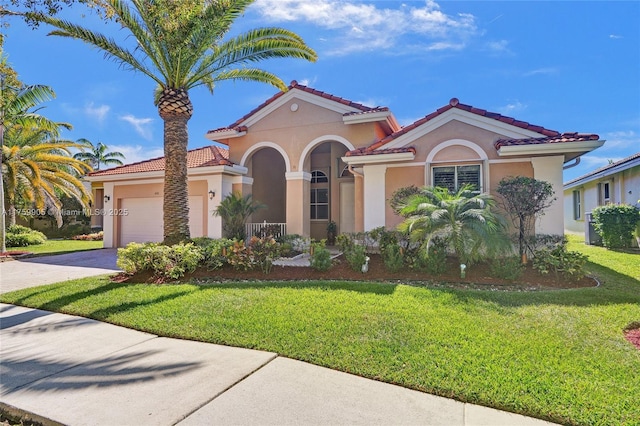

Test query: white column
[206,175,223,239]
[531,156,565,235]
[103,182,115,247]
[362,164,387,231]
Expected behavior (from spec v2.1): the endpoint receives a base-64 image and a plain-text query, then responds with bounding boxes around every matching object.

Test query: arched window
[311,170,328,183]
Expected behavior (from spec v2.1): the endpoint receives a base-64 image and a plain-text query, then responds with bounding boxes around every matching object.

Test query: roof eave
[342,151,415,165]
[343,110,392,125]
[205,129,246,141]
[497,140,605,159]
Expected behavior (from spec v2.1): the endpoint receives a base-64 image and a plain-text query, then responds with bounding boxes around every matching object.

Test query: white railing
[246,221,287,240]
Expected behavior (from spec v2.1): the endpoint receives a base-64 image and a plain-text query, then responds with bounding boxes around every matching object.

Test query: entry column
[285,171,311,236]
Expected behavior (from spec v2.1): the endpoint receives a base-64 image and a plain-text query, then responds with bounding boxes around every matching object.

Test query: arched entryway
[304,141,354,240]
[247,147,287,224]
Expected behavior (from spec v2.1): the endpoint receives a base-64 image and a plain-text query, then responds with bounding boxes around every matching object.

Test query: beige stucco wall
[224,98,378,172]
[385,166,425,229]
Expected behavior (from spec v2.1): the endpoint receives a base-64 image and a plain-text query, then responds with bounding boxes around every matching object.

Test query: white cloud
[251,0,478,56]
[497,101,527,115]
[609,34,623,39]
[84,102,110,124]
[523,67,558,77]
[120,114,154,140]
[485,39,510,54]
[109,144,164,166]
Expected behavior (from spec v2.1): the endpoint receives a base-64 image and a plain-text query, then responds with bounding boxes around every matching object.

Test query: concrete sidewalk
[0,303,558,426]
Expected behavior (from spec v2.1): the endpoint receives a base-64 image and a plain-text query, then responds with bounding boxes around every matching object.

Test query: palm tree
[1,60,65,252]
[3,126,92,226]
[398,185,508,267]
[214,191,265,240]
[30,0,317,244]
[74,138,125,171]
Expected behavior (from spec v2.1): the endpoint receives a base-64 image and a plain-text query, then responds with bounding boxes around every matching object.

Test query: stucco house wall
[564,153,640,236]
[86,82,604,247]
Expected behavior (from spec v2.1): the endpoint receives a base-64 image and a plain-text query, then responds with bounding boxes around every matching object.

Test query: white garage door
[120,196,204,246]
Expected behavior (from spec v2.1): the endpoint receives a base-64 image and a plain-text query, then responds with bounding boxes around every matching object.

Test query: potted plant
[326,220,337,246]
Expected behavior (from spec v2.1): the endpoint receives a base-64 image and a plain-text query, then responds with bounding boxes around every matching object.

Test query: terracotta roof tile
[88,145,232,177]
[494,132,600,149]
[345,146,416,157]
[346,98,573,157]
[207,81,378,134]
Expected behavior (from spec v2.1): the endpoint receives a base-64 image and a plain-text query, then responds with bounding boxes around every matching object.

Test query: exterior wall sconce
[208,190,215,200]
[104,195,110,202]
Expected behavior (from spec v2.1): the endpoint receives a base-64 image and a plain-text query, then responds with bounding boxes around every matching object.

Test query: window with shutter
[432,164,481,192]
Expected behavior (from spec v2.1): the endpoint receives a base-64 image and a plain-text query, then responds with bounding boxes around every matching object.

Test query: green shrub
[490,256,524,281]
[336,233,354,254]
[193,237,234,270]
[5,225,47,247]
[592,204,640,248]
[249,236,280,274]
[382,243,404,272]
[415,238,448,275]
[226,240,254,271]
[309,240,332,272]
[344,243,367,272]
[117,242,203,279]
[533,245,588,281]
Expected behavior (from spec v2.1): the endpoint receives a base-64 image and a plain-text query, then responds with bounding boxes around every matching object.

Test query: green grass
[7,239,104,256]
[2,235,639,425]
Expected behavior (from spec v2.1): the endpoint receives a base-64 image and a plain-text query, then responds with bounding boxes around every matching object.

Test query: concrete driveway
[0,249,120,294]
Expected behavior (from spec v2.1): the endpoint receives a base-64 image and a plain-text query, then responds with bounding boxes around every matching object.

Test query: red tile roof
[345,146,416,157]
[495,133,601,149]
[346,98,599,157]
[207,80,380,134]
[358,98,561,154]
[87,145,232,177]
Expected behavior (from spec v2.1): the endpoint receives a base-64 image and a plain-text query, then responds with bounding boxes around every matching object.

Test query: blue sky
[3,0,639,182]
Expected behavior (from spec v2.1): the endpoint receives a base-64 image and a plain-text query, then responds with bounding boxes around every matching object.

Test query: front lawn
[5,239,103,256]
[1,235,639,425]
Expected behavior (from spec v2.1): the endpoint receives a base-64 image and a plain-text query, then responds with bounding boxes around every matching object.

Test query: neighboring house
[563,152,640,237]
[86,81,604,247]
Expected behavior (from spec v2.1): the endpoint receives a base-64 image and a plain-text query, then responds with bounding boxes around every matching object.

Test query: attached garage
[119,196,204,246]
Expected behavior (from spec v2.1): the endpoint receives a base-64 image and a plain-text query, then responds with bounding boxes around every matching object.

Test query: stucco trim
[240,141,292,172]
[497,140,604,157]
[343,110,392,125]
[426,139,488,163]
[285,171,312,181]
[342,152,415,165]
[298,135,356,172]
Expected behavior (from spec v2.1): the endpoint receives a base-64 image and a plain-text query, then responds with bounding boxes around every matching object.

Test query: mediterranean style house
[564,152,640,240]
[86,81,604,247]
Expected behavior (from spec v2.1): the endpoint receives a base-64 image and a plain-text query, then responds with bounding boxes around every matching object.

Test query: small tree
[213,192,265,241]
[592,204,640,249]
[496,176,555,261]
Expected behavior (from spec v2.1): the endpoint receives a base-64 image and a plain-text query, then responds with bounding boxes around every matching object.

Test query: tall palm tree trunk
[158,88,192,245]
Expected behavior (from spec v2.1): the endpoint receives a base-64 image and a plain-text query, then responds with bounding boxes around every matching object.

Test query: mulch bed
[113,254,597,291]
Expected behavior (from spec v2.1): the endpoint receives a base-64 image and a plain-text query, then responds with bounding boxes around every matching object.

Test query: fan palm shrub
[214,191,265,240]
[398,185,509,269]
